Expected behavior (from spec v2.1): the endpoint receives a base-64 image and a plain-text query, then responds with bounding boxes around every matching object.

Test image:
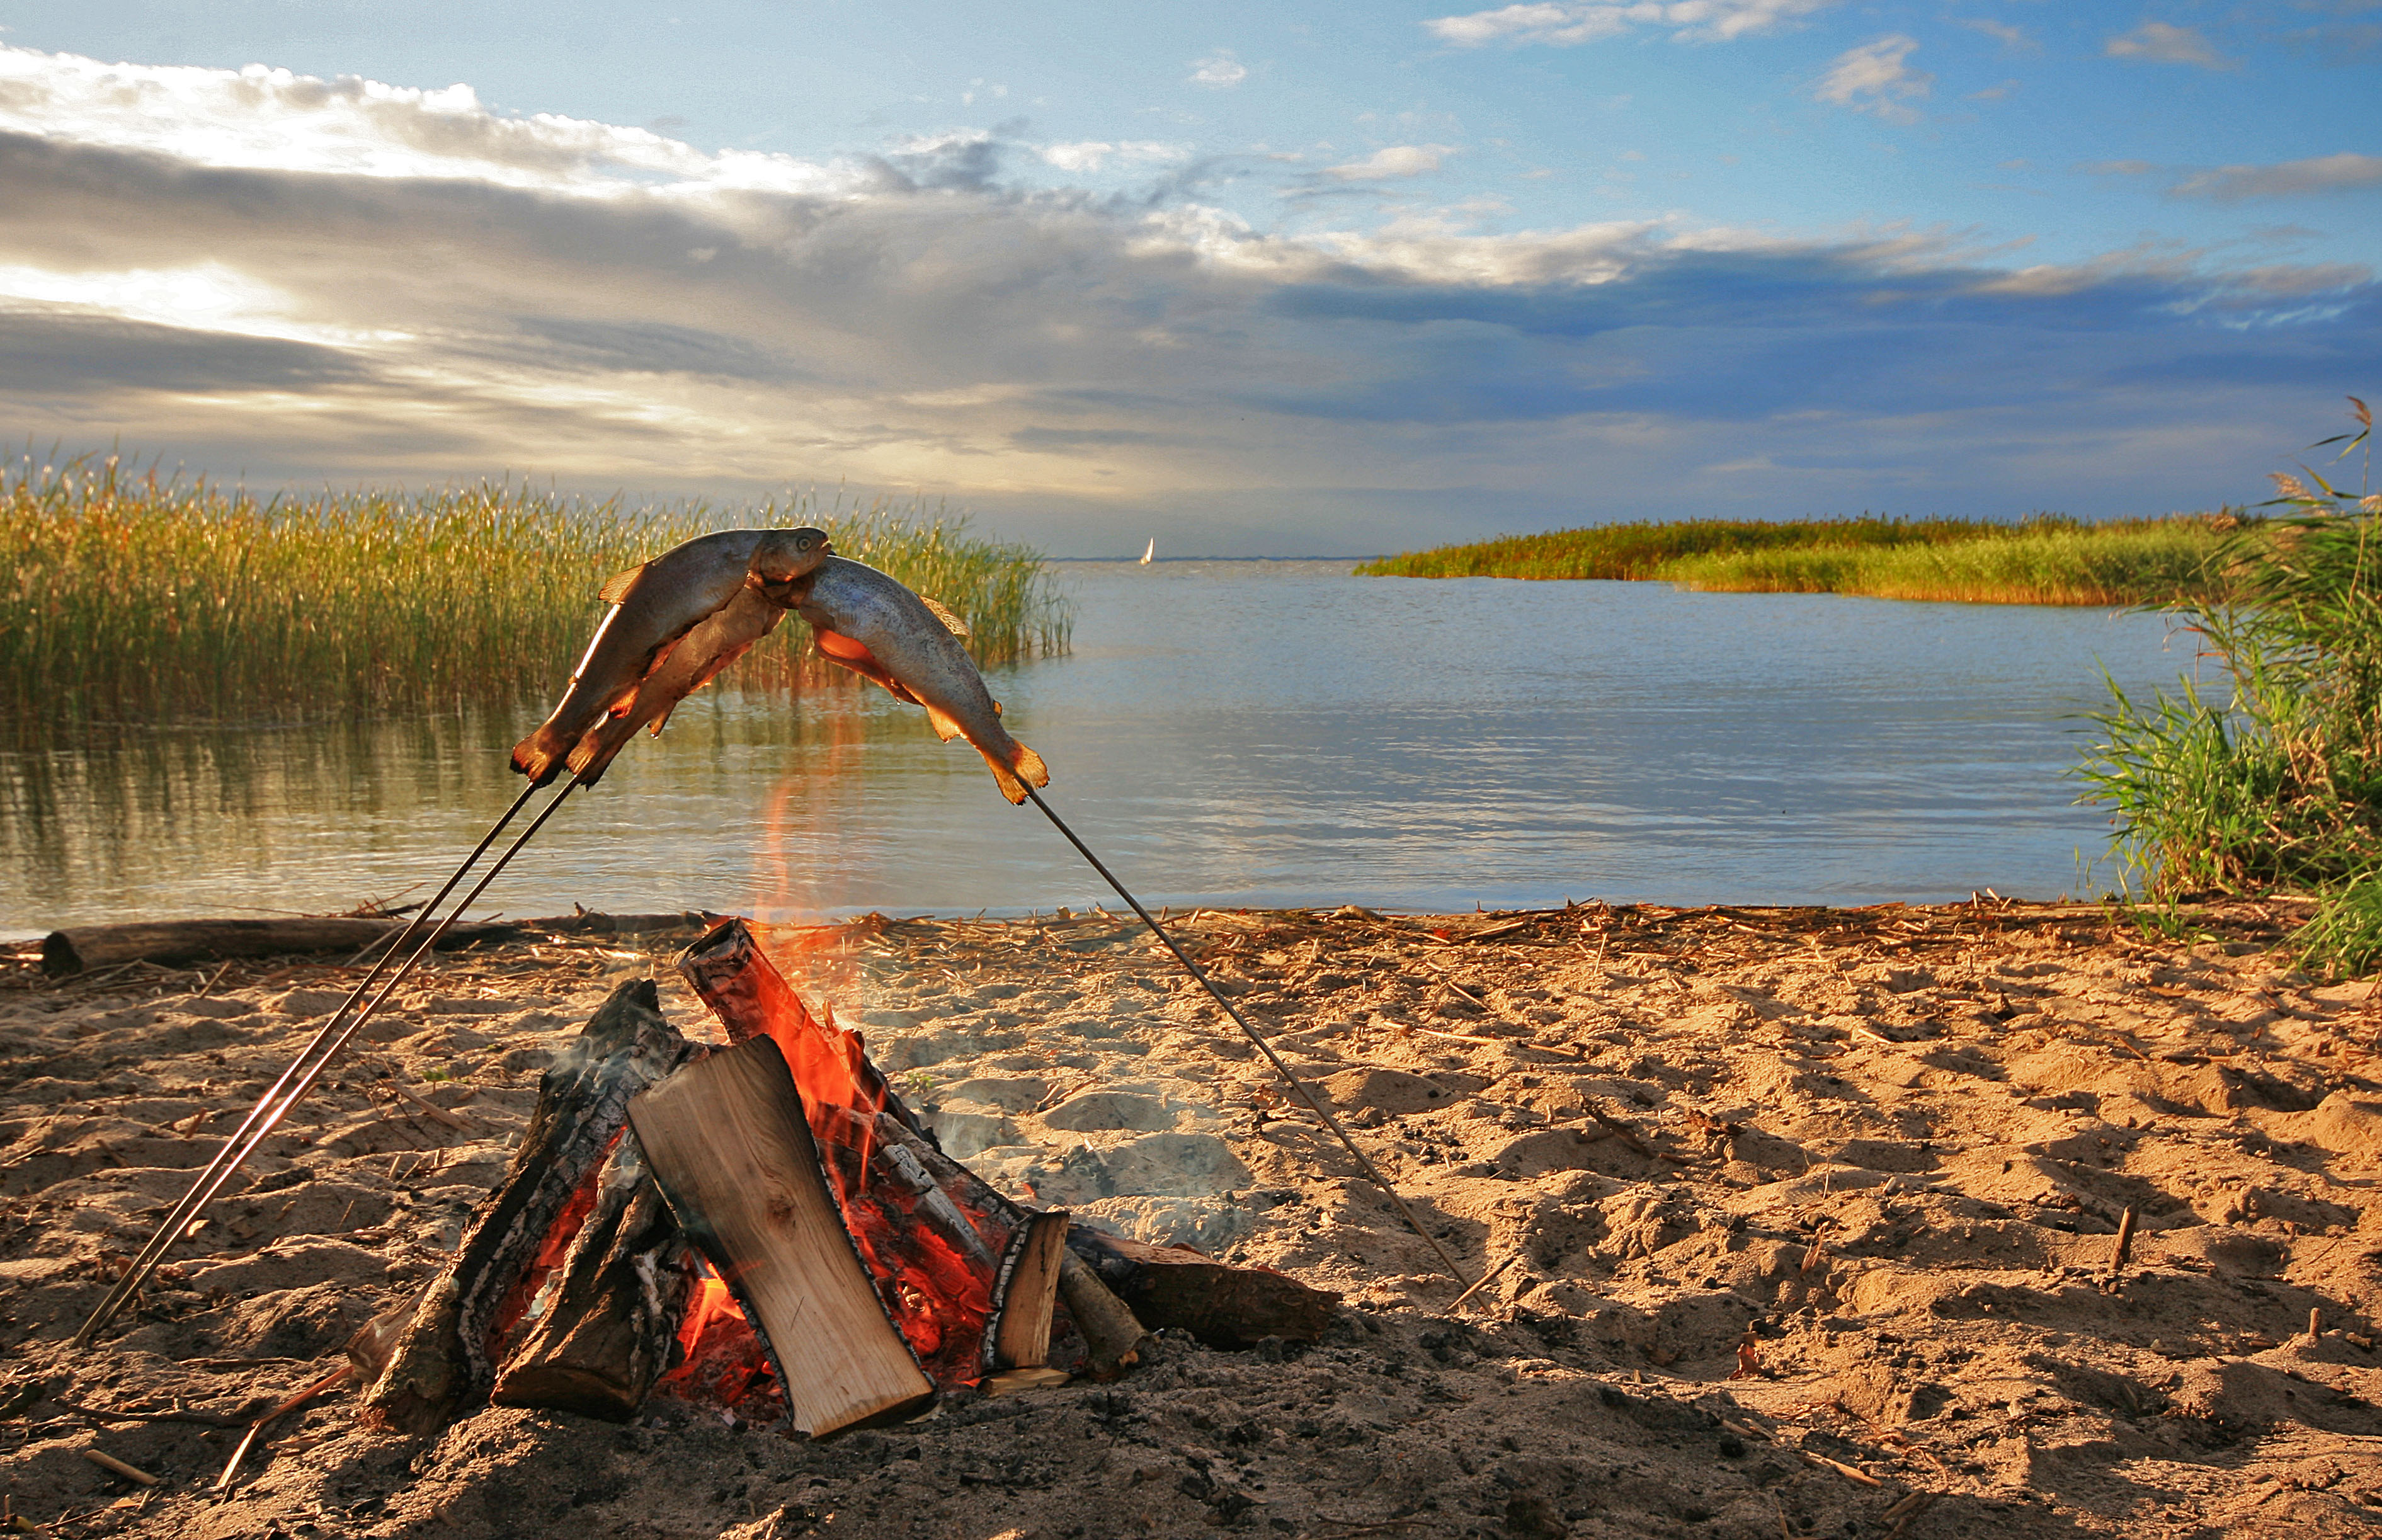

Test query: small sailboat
[1139,538,1154,566]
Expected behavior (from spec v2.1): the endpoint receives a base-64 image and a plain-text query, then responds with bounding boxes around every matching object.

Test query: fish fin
[980,739,1046,805]
[924,704,967,743]
[920,596,971,637]
[647,702,676,737]
[1012,742,1049,789]
[596,562,646,605]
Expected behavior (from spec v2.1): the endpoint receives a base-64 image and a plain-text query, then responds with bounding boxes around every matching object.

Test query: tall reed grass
[2078,401,2381,976]
[1357,513,2240,605]
[0,450,1071,734]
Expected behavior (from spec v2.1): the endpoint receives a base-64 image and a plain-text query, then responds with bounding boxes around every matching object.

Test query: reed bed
[0,451,1071,734]
[2078,402,2381,976]
[1357,513,2241,605]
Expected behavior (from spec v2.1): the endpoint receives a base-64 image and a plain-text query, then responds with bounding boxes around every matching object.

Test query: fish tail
[979,739,1049,804]
[510,728,567,787]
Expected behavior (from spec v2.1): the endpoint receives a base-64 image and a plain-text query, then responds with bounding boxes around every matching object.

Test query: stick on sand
[76,780,578,1345]
[1024,785,1473,1290]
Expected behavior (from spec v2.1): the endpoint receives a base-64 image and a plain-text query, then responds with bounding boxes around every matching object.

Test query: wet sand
[2,898,2377,1538]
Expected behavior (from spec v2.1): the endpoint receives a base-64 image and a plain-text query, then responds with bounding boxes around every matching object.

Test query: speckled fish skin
[791,556,1050,804]
[511,527,829,785]
[563,584,787,787]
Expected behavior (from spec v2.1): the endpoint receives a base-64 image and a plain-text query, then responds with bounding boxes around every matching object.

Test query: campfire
[356,919,1332,1440]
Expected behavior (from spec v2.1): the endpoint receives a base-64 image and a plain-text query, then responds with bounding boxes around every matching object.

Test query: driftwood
[491,1136,692,1420]
[363,979,692,1434]
[630,1037,935,1437]
[1069,1227,1338,1347]
[38,910,714,976]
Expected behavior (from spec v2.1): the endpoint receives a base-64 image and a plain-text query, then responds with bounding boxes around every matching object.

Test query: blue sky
[1,2,2376,553]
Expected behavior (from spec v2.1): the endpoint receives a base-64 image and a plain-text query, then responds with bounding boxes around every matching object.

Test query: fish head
[748,526,833,600]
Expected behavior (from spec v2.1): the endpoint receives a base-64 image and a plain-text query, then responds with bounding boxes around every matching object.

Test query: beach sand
[2,898,2377,1538]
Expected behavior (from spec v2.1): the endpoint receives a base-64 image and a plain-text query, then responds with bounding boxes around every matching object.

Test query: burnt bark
[362,979,692,1435]
[489,1137,693,1421]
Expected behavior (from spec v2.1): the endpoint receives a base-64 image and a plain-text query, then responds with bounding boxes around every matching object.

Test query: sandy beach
[3,898,2378,1538]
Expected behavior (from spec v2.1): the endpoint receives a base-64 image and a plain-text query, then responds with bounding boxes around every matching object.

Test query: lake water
[0,562,2211,937]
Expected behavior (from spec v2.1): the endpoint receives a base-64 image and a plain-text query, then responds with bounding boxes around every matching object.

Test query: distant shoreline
[1357,511,2244,607]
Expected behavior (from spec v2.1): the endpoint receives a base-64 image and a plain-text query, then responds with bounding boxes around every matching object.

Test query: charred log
[490,1136,692,1421]
[1068,1227,1338,1348]
[362,979,692,1435]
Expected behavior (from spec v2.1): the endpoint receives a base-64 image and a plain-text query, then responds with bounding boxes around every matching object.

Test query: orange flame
[681,920,1012,1388]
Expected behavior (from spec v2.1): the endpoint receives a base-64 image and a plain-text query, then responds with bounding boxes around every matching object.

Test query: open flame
[680,920,1013,1388]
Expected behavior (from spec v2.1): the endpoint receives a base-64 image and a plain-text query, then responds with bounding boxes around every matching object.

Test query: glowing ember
[650,1270,780,1418]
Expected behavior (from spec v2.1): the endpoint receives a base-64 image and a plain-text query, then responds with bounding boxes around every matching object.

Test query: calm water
[0,563,2209,937]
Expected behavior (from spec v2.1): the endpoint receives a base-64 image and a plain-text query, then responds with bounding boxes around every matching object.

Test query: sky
[1,3,2378,556]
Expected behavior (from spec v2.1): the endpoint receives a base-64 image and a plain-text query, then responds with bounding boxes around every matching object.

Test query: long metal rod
[76,779,576,1345]
[74,780,544,1344]
[1025,785,1473,1289]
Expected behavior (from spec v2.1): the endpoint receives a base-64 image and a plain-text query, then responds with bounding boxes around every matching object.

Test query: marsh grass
[1357,513,2240,605]
[2078,402,2381,976]
[1,450,1071,734]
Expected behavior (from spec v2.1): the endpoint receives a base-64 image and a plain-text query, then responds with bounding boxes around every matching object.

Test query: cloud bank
[1425,1,1840,48]
[1,45,2374,554]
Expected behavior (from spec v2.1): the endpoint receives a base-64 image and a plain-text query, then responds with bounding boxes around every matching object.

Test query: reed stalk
[2077,401,2381,976]
[0,450,1071,734]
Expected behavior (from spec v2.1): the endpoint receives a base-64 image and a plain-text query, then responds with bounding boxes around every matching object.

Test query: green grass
[2077,402,2381,977]
[0,450,1072,733]
[1356,513,2242,606]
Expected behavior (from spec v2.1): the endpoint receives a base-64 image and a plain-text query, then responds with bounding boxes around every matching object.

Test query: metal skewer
[76,779,578,1344]
[1023,785,1474,1290]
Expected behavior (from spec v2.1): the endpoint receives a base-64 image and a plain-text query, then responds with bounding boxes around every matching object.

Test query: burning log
[675,920,1036,1387]
[490,1136,692,1420]
[629,1037,935,1437]
[363,979,693,1434]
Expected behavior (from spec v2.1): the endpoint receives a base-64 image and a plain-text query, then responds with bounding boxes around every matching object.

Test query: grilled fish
[511,527,829,785]
[791,556,1049,804]
[563,584,787,787]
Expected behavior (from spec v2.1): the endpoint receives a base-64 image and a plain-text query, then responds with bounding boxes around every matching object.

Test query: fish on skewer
[787,555,1049,804]
[510,526,831,785]
[564,584,788,787]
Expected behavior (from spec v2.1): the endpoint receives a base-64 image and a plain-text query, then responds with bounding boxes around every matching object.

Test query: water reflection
[1,564,2201,935]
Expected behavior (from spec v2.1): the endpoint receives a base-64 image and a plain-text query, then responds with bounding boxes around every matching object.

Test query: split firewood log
[363,979,693,1435]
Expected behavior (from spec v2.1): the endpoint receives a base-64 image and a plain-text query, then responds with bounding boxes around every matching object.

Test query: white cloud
[2170,152,2382,201]
[1187,50,1247,88]
[1037,140,1193,174]
[1814,35,1933,123]
[1425,1,1838,48]
[1324,145,1455,181]
[1955,17,2039,54]
[2104,21,2234,69]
